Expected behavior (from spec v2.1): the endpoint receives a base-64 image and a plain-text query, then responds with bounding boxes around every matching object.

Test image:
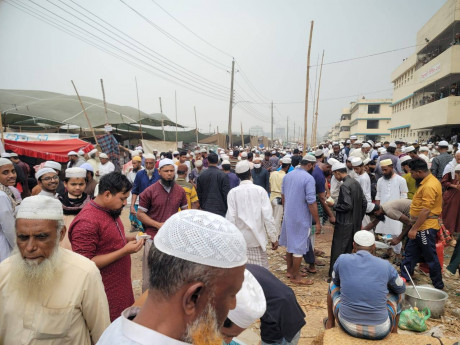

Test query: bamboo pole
[100,79,110,124]
[194,106,199,145]
[311,53,320,146]
[303,21,314,155]
[175,91,178,149]
[241,122,244,148]
[134,77,144,141]
[313,50,325,147]
[71,80,99,148]
[0,112,4,146]
[159,97,165,142]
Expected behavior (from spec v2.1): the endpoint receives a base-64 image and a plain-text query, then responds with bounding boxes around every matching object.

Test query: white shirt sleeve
[399,176,408,199]
[260,191,278,243]
[375,178,382,201]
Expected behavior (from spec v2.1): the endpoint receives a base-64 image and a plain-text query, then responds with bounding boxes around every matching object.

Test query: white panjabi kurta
[0,191,15,262]
[375,174,408,236]
[354,172,374,226]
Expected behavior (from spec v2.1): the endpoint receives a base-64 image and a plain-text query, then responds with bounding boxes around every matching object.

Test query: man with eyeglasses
[35,167,59,198]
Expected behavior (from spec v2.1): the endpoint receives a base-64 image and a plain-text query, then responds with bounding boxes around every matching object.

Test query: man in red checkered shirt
[137,158,188,291]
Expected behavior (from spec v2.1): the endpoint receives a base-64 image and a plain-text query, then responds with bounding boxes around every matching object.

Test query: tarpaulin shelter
[4,138,94,162]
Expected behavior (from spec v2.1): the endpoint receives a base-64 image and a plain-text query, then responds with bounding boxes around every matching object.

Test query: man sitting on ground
[325,230,405,340]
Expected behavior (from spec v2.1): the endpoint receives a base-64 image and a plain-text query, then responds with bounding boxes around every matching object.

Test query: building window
[368,104,380,114]
[367,120,379,129]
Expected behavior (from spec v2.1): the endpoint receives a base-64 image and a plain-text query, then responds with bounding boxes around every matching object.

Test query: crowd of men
[0,134,459,343]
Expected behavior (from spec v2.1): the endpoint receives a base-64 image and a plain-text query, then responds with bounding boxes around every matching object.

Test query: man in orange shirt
[401,159,444,290]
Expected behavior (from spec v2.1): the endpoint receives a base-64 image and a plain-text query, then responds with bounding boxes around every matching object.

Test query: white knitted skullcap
[35,168,56,180]
[377,147,386,153]
[438,140,448,147]
[65,167,86,178]
[362,143,371,148]
[281,157,291,164]
[0,158,13,167]
[16,195,63,220]
[200,148,207,153]
[173,151,179,155]
[99,153,108,159]
[327,158,339,166]
[67,151,78,156]
[363,158,371,165]
[332,162,346,171]
[354,230,375,247]
[194,160,203,167]
[380,159,393,167]
[228,270,266,329]
[144,153,155,160]
[222,160,230,165]
[159,158,174,169]
[44,161,62,171]
[135,146,143,152]
[419,146,429,152]
[350,135,357,140]
[89,148,98,156]
[241,152,248,158]
[9,152,18,157]
[78,149,84,156]
[351,157,363,167]
[235,160,250,174]
[302,154,316,162]
[400,156,411,164]
[1,153,11,158]
[404,146,415,153]
[154,210,247,268]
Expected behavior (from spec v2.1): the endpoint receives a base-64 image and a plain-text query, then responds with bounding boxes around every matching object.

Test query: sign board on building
[420,63,441,82]
[4,132,79,141]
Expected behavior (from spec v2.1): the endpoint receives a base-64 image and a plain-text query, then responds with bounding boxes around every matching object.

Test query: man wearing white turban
[0,195,110,344]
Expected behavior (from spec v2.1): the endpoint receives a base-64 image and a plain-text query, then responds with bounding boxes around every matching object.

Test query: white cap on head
[235,160,250,174]
[351,157,363,167]
[400,156,411,164]
[281,157,291,164]
[380,159,393,166]
[154,210,247,268]
[9,152,18,157]
[241,152,248,158]
[89,148,98,156]
[404,146,415,153]
[355,140,362,145]
[367,140,374,147]
[363,158,371,165]
[78,149,84,156]
[362,143,371,148]
[455,164,460,172]
[35,167,56,180]
[200,148,207,153]
[99,153,109,159]
[159,158,174,169]
[135,146,143,152]
[419,146,428,152]
[0,158,12,167]
[314,149,323,157]
[80,163,93,172]
[438,140,449,147]
[302,154,316,163]
[65,167,87,178]
[16,195,63,221]
[173,151,180,155]
[350,135,357,140]
[67,151,78,156]
[378,147,386,153]
[1,153,11,158]
[44,161,62,171]
[144,153,155,160]
[375,143,382,147]
[228,270,266,329]
[353,230,375,247]
[194,160,203,167]
[131,150,140,157]
[389,142,397,148]
[332,162,346,171]
[327,158,339,166]
[221,160,230,165]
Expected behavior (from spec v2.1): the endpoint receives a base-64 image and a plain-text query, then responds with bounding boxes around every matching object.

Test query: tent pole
[134,77,144,141]
[100,79,110,125]
[0,112,4,146]
[71,80,100,148]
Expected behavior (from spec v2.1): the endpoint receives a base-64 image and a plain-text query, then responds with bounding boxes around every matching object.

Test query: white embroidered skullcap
[144,153,155,160]
[332,162,346,171]
[16,195,63,221]
[173,151,179,155]
[404,146,415,153]
[314,149,324,157]
[67,151,78,156]
[65,167,86,178]
[35,167,56,180]
[1,153,11,158]
[438,140,448,147]
[154,210,247,268]
[354,230,375,247]
[99,153,109,159]
[455,164,460,172]
[351,157,363,167]
[44,161,62,171]
[241,152,248,158]
[80,163,93,172]
[222,160,230,165]
[389,142,397,148]
[131,150,140,157]
[194,160,203,167]
[327,158,339,166]
[302,154,316,162]
[350,135,357,140]
[362,143,371,148]
[363,158,371,165]
[228,270,266,329]
[0,158,12,166]
[159,158,174,169]
[419,146,429,152]
[378,147,387,154]
[235,160,250,174]
[9,152,18,157]
[89,148,98,156]
[380,159,393,166]
[400,156,412,164]
[78,149,85,156]
[375,142,382,147]
[281,157,291,164]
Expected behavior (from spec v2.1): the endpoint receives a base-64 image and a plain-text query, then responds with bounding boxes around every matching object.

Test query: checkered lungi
[328,281,402,340]
[247,246,269,269]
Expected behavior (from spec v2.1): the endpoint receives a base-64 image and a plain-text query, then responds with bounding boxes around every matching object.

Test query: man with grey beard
[0,195,110,345]
[98,209,248,345]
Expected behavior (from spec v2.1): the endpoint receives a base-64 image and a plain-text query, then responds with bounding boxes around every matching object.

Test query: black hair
[409,159,428,172]
[233,150,239,158]
[164,152,173,159]
[98,172,132,195]
[293,148,299,154]
[386,146,396,154]
[87,170,94,178]
[281,163,291,169]
[247,152,253,160]
[334,168,347,173]
[236,169,251,181]
[64,177,88,183]
[401,159,412,167]
[222,164,231,171]
[223,318,233,328]
[208,153,219,164]
[180,151,187,156]
[368,160,376,165]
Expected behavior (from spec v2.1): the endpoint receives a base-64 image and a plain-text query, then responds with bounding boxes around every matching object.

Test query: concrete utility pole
[287,117,289,143]
[159,97,165,141]
[271,101,274,146]
[174,91,178,148]
[241,122,244,148]
[303,21,314,155]
[227,58,235,148]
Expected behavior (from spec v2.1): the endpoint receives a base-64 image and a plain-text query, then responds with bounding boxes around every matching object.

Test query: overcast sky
[0,0,444,140]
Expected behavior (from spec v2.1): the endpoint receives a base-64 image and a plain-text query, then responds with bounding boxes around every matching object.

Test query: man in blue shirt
[222,159,239,189]
[325,230,406,340]
[130,154,160,231]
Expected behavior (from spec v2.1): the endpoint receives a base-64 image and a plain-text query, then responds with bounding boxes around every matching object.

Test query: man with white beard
[98,210,247,345]
[0,195,110,345]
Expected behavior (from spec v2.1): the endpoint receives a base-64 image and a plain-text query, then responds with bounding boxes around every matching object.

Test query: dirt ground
[121,209,460,343]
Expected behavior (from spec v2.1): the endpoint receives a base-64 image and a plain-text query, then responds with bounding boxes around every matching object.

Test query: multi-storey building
[349,98,393,142]
[339,107,351,141]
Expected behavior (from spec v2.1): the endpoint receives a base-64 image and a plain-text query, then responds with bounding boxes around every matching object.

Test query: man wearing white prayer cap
[35,167,59,198]
[223,264,306,345]
[325,230,406,340]
[67,150,84,168]
[98,209,247,345]
[137,157,188,292]
[96,152,115,178]
[0,158,17,261]
[351,158,374,227]
[227,161,278,269]
[431,140,452,181]
[418,146,430,164]
[0,195,110,344]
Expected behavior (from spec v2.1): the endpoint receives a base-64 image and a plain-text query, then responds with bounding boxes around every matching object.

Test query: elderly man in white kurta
[351,158,374,227]
[0,195,110,345]
[375,159,408,258]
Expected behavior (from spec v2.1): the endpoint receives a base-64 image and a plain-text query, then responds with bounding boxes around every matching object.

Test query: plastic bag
[398,307,431,332]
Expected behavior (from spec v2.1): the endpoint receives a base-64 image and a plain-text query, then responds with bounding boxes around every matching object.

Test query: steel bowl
[404,286,448,318]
